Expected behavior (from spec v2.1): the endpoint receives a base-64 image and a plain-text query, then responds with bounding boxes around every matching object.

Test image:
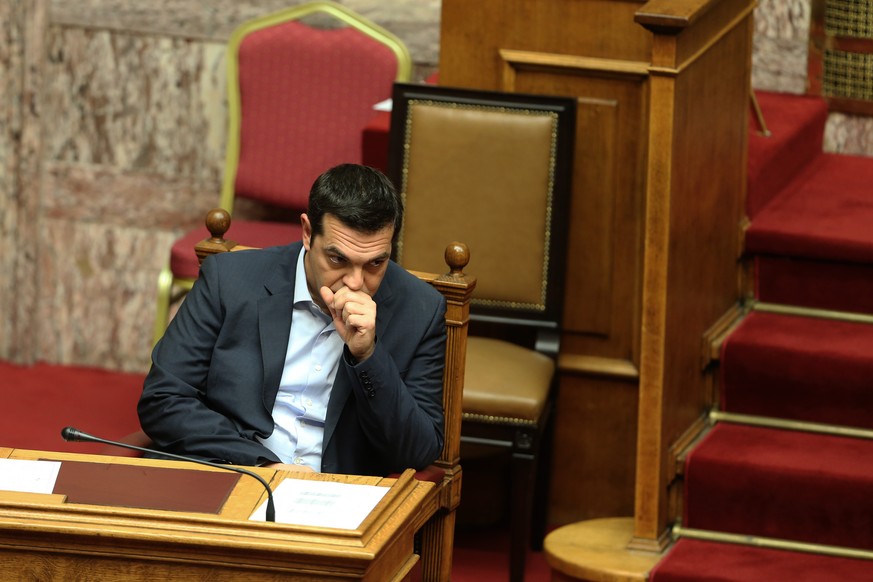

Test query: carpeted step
[746,152,873,314]
[747,91,828,219]
[754,254,873,315]
[0,361,144,454]
[649,538,873,582]
[721,311,873,429]
[747,153,873,264]
[684,423,873,550]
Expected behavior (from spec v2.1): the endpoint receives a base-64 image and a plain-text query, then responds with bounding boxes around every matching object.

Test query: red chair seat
[170,220,302,280]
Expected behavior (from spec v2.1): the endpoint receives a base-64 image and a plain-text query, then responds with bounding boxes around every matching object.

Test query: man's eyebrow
[324,245,348,261]
[324,245,390,263]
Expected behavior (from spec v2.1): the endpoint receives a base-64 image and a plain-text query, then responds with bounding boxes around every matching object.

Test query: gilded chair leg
[152,265,174,347]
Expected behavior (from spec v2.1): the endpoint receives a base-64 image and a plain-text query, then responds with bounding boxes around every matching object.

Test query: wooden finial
[195,208,237,264]
[205,208,232,241]
[444,241,470,275]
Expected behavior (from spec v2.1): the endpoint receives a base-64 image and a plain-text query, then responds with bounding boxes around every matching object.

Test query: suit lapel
[259,245,298,411]
[373,267,397,335]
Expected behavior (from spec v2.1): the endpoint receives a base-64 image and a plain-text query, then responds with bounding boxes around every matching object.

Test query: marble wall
[0,1,44,364]
[753,0,873,155]
[0,0,870,374]
[1,0,439,373]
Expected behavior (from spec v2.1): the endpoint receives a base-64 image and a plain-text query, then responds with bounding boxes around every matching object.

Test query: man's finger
[319,286,334,305]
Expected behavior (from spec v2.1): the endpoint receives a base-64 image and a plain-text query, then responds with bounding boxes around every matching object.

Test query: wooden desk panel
[0,448,435,581]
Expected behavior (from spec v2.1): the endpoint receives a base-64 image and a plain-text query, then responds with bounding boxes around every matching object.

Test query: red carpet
[721,311,873,428]
[746,91,827,218]
[746,153,873,264]
[1,360,551,579]
[452,524,551,581]
[746,97,873,315]
[0,361,144,454]
[651,539,873,581]
[684,423,873,549]
[653,90,873,579]
[755,254,873,314]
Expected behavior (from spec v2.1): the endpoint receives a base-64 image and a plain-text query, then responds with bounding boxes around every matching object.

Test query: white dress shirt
[258,248,343,470]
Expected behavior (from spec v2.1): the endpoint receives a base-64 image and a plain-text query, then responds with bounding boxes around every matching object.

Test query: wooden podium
[440,0,755,541]
[0,447,436,581]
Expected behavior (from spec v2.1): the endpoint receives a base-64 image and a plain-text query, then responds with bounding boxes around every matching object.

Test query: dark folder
[52,461,240,514]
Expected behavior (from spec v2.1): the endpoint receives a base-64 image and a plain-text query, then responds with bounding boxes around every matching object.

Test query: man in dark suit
[139,164,446,476]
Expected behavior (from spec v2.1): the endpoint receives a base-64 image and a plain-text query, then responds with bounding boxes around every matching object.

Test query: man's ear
[300,213,312,250]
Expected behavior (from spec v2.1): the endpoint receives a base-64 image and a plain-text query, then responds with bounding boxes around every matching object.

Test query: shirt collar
[293,248,332,321]
[292,247,311,307]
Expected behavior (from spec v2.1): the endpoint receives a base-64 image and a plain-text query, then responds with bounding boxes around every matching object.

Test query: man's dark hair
[307,164,403,242]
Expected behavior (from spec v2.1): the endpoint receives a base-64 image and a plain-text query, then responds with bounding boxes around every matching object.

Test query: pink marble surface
[49,0,441,68]
[0,0,46,365]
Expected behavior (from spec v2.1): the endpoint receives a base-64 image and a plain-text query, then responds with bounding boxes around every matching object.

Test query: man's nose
[344,267,364,291]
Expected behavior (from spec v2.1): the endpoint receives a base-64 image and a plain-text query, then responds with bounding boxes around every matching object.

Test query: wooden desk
[0,447,435,581]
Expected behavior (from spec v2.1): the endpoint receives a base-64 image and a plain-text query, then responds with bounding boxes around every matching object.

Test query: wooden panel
[440,0,652,91]
[550,374,639,525]
[440,0,653,525]
[501,56,647,343]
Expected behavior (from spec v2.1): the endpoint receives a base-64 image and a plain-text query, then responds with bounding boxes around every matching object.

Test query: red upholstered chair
[153,1,411,344]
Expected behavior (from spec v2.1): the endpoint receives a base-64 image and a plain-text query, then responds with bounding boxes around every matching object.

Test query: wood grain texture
[440,0,652,526]
[0,448,434,581]
[633,0,753,544]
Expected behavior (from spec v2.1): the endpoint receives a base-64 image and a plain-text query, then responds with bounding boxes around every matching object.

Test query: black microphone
[60,426,276,522]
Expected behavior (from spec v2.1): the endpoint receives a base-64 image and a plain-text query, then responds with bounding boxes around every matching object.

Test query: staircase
[650,92,873,580]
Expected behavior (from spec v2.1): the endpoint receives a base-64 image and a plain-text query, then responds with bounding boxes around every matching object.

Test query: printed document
[250,478,389,529]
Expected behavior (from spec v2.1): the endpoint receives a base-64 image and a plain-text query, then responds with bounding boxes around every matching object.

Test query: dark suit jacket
[138,242,446,476]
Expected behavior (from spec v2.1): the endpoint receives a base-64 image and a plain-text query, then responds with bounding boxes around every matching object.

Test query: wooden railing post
[631,0,755,551]
[417,242,476,581]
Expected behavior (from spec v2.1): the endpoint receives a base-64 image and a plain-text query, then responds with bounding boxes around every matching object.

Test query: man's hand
[320,285,377,362]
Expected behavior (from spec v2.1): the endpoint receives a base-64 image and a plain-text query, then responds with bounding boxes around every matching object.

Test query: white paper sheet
[250,478,389,529]
[373,98,393,112]
[0,458,62,494]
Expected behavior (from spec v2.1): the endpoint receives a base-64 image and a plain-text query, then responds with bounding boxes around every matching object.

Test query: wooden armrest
[388,464,446,484]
